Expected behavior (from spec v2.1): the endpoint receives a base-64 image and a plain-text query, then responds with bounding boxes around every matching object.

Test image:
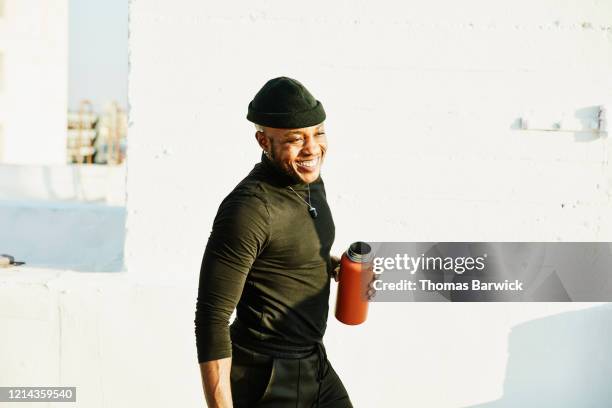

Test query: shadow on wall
[510,104,607,143]
[573,105,604,143]
[469,303,612,407]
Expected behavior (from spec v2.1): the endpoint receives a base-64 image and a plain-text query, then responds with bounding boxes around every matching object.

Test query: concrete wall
[0,1,611,407]
[0,0,68,164]
[0,163,126,204]
[125,0,612,285]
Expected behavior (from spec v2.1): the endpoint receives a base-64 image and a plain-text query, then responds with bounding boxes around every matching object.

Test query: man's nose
[301,135,319,156]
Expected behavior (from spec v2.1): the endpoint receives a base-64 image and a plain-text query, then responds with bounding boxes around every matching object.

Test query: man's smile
[295,156,320,172]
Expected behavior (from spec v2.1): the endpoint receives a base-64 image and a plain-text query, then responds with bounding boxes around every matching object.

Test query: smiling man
[195,77,352,407]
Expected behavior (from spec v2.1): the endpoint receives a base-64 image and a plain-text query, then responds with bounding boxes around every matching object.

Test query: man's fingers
[367,273,379,299]
[333,266,340,282]
[330,255,341,282]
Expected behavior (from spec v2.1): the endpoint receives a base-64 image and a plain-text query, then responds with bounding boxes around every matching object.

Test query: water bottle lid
[347,241,372,263]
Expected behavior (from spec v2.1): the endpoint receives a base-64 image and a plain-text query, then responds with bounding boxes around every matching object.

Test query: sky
[69,0,128,112]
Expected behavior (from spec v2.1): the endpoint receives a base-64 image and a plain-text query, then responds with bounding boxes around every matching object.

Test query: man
[195,77,353,407]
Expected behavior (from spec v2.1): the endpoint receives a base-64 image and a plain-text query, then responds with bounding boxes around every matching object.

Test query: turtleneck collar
[259,152,321,189]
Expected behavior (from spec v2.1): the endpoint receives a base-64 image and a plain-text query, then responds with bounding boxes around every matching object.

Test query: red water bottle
[335,242,373,325]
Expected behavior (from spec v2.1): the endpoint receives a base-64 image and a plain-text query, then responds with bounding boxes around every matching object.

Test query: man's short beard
[267,139,301,183]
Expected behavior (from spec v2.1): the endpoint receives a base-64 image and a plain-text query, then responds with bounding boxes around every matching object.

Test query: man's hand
[366,272,380,300]
[330,255,341,282]
[330,255,379,299]
[200,357,233,408]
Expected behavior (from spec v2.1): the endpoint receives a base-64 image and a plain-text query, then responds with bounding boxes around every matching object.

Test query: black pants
[230,342,353,408]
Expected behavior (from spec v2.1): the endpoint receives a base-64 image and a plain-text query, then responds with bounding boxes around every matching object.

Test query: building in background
[67,100,127,165]
[94,101,127,165]
[0,0,68,164]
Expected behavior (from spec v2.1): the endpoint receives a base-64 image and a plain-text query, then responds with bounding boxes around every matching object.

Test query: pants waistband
[234,340,315,359]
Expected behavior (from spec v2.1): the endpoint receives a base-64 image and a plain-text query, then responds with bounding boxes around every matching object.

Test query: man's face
[256,123,327,184]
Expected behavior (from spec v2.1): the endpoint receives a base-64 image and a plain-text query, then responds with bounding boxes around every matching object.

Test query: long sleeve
[194,191,270,363]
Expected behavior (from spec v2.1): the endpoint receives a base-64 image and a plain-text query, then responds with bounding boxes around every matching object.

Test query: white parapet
[0,163,126,205]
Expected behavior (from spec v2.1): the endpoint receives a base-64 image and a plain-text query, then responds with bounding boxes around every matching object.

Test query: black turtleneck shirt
[195,154,335,363]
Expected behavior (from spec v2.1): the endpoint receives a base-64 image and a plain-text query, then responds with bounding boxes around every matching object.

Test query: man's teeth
[297,158,319,167]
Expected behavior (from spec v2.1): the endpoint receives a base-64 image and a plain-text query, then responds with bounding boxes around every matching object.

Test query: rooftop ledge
[0,265,195,292]
[0,265,130,290]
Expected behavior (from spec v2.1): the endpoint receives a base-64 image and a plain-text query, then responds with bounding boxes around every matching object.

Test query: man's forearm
[199,357,233,408]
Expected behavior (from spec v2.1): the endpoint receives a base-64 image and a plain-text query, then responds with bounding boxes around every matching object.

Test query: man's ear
[255,131,270,151]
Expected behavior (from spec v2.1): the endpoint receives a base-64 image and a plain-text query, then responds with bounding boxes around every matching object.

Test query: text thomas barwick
[373,279,525,291]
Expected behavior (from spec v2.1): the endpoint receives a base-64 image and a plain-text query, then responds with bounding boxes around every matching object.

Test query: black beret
[247,77,326,129]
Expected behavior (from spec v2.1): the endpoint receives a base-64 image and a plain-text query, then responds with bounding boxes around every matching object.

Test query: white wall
[0,1,611,407]
[125,1,612,406]
[0,0,68,164]
[126,0,612,284]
